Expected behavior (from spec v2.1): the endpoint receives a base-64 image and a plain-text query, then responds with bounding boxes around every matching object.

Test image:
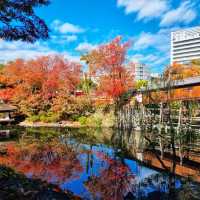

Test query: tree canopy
[81,37,134,103]
[0,55,87,120]
[0,0,50,42]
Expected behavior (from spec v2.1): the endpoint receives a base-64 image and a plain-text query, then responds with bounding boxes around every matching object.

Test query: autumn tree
[0,0,49,42]
[164,62,200,81]
[191,59,200,66]
[81,37,134,112]
[0,55,83,120]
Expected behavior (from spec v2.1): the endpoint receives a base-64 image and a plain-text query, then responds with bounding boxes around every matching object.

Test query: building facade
[134,63,150,81]
[171,26,200,64]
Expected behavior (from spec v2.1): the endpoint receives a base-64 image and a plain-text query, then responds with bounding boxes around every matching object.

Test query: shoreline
[19,121,83,128]
[19,121,113,128]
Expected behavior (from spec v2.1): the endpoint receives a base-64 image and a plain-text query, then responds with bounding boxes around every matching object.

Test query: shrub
[39,112,59,123]
[27,115,40,122]
[85,112,103,128]
[77,108,114,127]
[93,117,102,127]
[27,112,60,123]
[39,114,48,123]
[101,110,115,127]
[78,115,102,127]
[78,116,87,125]
[69,114,81,121]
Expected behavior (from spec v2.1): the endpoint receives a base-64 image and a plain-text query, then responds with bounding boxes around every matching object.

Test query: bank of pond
[0,126,200,200]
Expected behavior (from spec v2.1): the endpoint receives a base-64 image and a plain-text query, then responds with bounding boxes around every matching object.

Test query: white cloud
[134,33,155,50]
[51,20,85,34]
[129,53,169,73]
[0,40,80,63]
[129,54,145,63]
[130,53,163,64]
[63,52,80,63]
[65,35,78,42]
[152,55,169,66]
[59,23,84,34]
[117,0,168,20]
[133,28,180,52]
[51,20,61,27]
[0,40,50,53]
[130,28,178,72]
[75,42,97,53]
[131,28,178,71]
[160,1,197,27]
[51,35,78,44]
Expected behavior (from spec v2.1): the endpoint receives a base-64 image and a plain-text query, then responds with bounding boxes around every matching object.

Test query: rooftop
[0,104,17,112]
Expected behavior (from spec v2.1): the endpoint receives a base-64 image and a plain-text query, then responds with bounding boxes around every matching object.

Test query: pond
[0,126,200,200]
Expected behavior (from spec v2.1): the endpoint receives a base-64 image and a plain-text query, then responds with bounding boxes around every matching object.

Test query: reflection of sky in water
[60,143,182,199]
[1,127,198,200]
[125,159,157,181]
[61,144,114,199]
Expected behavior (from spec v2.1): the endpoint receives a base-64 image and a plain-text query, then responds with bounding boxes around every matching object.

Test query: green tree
[79,73,96,95]
[0,0,49,42]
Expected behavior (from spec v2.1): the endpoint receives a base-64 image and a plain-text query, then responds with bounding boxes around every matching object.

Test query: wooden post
[159,102,164,159]
[177,101,183,165]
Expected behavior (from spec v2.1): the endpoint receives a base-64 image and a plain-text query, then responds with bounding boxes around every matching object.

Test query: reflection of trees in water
[112,123,200,168]
[1,127,200,199]
[0,166,80,200]
[85,152,136,200]
[59,128,113,148]
[144,126,200,167]
[137,173,200,200]
[137,173,176,200]
[111,128,200,199]
[111,128,146,161]
[0,136,83,185]
[177,178,200,200]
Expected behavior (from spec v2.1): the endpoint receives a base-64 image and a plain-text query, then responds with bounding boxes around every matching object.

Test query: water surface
[0,126,200,200]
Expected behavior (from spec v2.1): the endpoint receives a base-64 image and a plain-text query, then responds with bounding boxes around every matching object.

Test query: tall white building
[171,26,200,64]
[134,63,150,81]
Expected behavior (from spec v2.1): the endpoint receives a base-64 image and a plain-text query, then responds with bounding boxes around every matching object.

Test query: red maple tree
[81,37,134,107]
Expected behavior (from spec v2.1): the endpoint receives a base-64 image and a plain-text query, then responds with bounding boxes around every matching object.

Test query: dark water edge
[0,166,81,200]
[0,126,200,200]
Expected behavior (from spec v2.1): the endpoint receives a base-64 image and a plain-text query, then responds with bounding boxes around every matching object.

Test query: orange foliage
[0,88,15,102]
[144,62,200,103]
[0,56,82,116]
[0,139,83,184]
[164,62,200,80]
[144,86,200,104]
[82,37,134,101]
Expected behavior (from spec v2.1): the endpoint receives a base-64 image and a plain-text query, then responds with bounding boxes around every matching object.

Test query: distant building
[134,63,150,81]
[150,73,160,79]
[0,59,7,65]
[171,26,200,64]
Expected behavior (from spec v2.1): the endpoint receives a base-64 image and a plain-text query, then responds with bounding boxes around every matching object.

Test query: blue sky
[1,0,200,73]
